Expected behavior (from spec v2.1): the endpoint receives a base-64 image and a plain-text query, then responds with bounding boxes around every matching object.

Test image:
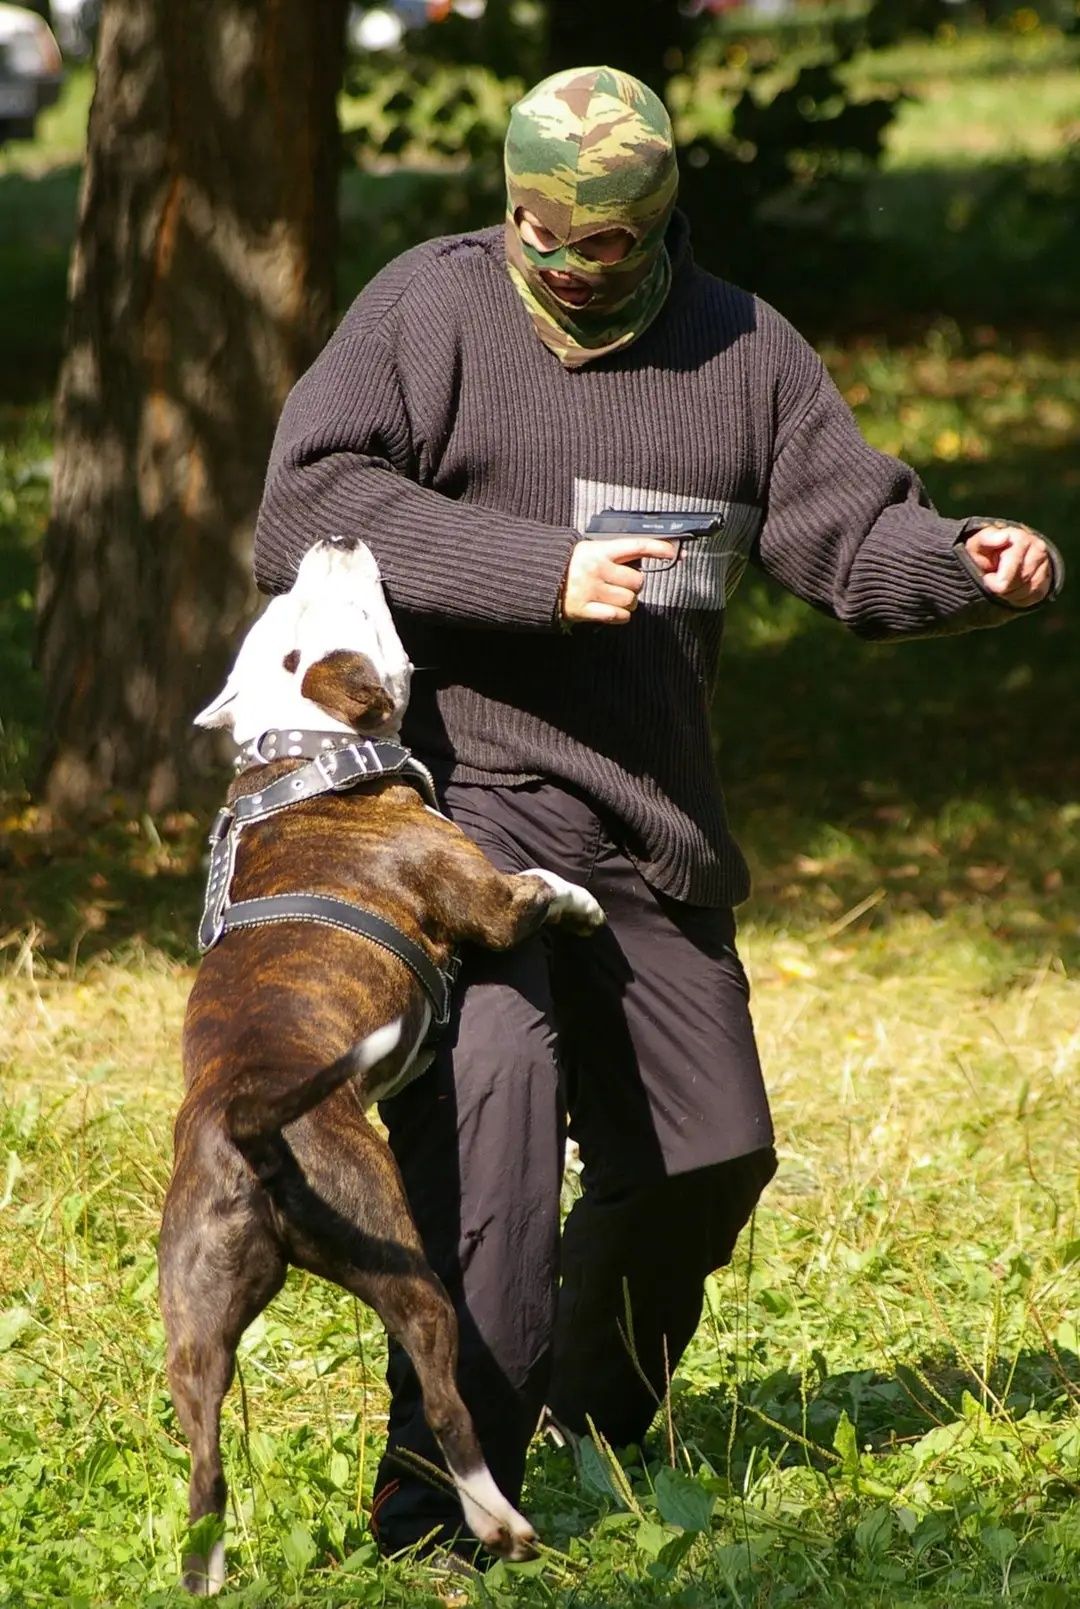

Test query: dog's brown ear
[301,651,394,730]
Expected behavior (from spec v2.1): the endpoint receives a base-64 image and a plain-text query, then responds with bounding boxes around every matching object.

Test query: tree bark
[38,0,347,814]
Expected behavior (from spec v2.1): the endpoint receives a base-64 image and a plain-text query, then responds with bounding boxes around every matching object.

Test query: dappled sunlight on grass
[2,949,189,1109]
[869,30,1080,170]
[884,67,1080,167]
[0,803,206,964]
[823,325,1080,465]
[855,27,1079,88]
[3,915,1077,1604]
[739,792,1078,976]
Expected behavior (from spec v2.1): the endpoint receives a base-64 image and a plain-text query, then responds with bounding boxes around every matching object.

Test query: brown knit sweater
[253,213,1055,904]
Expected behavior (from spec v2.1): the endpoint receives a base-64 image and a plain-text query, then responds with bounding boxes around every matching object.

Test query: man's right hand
[560,537,679,625]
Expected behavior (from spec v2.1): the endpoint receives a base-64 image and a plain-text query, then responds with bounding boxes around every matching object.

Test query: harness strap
[220,893,457,1027]
[198,731,456,1036]
[229,739,440,824]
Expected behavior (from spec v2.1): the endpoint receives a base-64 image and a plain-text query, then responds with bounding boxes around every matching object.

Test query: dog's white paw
[182,1538,225,1596]
[520,868,605,934]
[454,1464,538,1561]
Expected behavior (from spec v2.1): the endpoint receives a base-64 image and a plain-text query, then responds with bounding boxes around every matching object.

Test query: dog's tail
[224,1017,405,1144]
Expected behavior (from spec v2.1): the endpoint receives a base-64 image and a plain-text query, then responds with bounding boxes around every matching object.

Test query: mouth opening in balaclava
[504,65,679,369]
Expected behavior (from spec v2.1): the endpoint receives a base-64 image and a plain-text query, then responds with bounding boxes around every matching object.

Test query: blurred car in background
[50,0,98,61]
[349,0,483,53]
[0,2,62,144]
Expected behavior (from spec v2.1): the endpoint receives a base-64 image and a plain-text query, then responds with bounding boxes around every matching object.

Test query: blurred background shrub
[334,0,1080,322]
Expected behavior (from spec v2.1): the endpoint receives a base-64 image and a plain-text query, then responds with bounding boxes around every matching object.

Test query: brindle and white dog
[159,539,603,1594]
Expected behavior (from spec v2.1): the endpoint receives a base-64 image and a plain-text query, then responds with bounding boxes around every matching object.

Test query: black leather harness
[198,730,458,1030]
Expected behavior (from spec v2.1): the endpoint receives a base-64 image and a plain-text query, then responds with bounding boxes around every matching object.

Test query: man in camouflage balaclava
[503,66,679,367]
[255,50,1060,1573]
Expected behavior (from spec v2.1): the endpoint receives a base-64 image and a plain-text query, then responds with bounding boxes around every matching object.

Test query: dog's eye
[282,650,300,673]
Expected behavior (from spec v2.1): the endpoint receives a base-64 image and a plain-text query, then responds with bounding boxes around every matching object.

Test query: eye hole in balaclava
[504,65,679,369]
[513,210,637,269]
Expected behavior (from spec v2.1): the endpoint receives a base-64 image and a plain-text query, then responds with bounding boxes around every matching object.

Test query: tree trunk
[38,0,347,814]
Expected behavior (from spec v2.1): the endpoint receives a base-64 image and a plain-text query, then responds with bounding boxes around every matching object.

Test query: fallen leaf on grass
[964,864,1009,892]
[775,953,818,981]
[795,855,828,876]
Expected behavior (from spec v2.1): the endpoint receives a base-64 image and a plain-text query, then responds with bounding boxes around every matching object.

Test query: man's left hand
[964,523,1053,607]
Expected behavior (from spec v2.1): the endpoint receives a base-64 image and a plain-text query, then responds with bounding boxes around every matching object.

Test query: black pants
[372,782,776,1552]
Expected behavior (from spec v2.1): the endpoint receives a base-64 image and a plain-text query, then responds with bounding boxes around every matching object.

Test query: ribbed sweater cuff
[843,505,995,637]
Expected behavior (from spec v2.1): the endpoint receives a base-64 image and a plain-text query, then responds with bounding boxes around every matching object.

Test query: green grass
[2,32,1079,1609]
[676,25,1080,163]
[3,848,1078,1606]
[0,61,94,174]
[0,67,90,392]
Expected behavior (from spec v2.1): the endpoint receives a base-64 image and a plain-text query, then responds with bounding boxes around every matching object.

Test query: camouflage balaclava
[504,65,679,369]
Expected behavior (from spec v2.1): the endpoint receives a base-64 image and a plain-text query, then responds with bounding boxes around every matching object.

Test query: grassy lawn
[2,32,1079,1609]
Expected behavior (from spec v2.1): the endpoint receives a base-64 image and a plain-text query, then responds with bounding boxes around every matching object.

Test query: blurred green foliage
[867,0,1079,38]
[338,2,1080,318]
[341,0,900,295]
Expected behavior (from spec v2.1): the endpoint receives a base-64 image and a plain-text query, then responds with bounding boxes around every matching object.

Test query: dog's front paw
[520,869,606,934]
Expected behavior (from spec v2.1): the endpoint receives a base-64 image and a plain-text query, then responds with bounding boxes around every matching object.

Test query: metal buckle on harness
[314,740,381,791]
[207,806,234,845]
[199,810,237,952]
[434,952,462,1028]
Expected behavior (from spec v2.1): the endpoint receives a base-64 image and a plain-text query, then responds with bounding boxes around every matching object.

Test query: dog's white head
[196,539,412,744]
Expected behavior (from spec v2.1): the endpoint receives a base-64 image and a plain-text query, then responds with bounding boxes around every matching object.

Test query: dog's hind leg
[350,1264,538,1561]
[159,1158,286,1595]
[278,1104,537,1561]
[397,1288,539,1561]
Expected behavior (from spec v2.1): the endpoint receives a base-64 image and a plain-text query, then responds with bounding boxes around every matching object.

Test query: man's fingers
[969,528,1014,554]
[562,536,681,625]
[963,524,1052,606]
[1018,539,1047,585]
[598,559,645,593]
[1005,557,1051,604]
[594,581,639,611]
[965,528,1011,573]
[580,601,632,624]
[600,536,679,565]
[983,543,1025,594]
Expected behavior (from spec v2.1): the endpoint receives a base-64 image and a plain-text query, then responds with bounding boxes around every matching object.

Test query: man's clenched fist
[560,536,678,625]
[964,524,1053,608]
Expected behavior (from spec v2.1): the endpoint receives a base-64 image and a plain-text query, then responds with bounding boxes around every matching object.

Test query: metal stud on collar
[234,728,366,773]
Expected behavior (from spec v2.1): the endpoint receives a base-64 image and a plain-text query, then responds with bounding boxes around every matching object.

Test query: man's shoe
[424,1549,484,1609]
[538,1404,587,1478]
